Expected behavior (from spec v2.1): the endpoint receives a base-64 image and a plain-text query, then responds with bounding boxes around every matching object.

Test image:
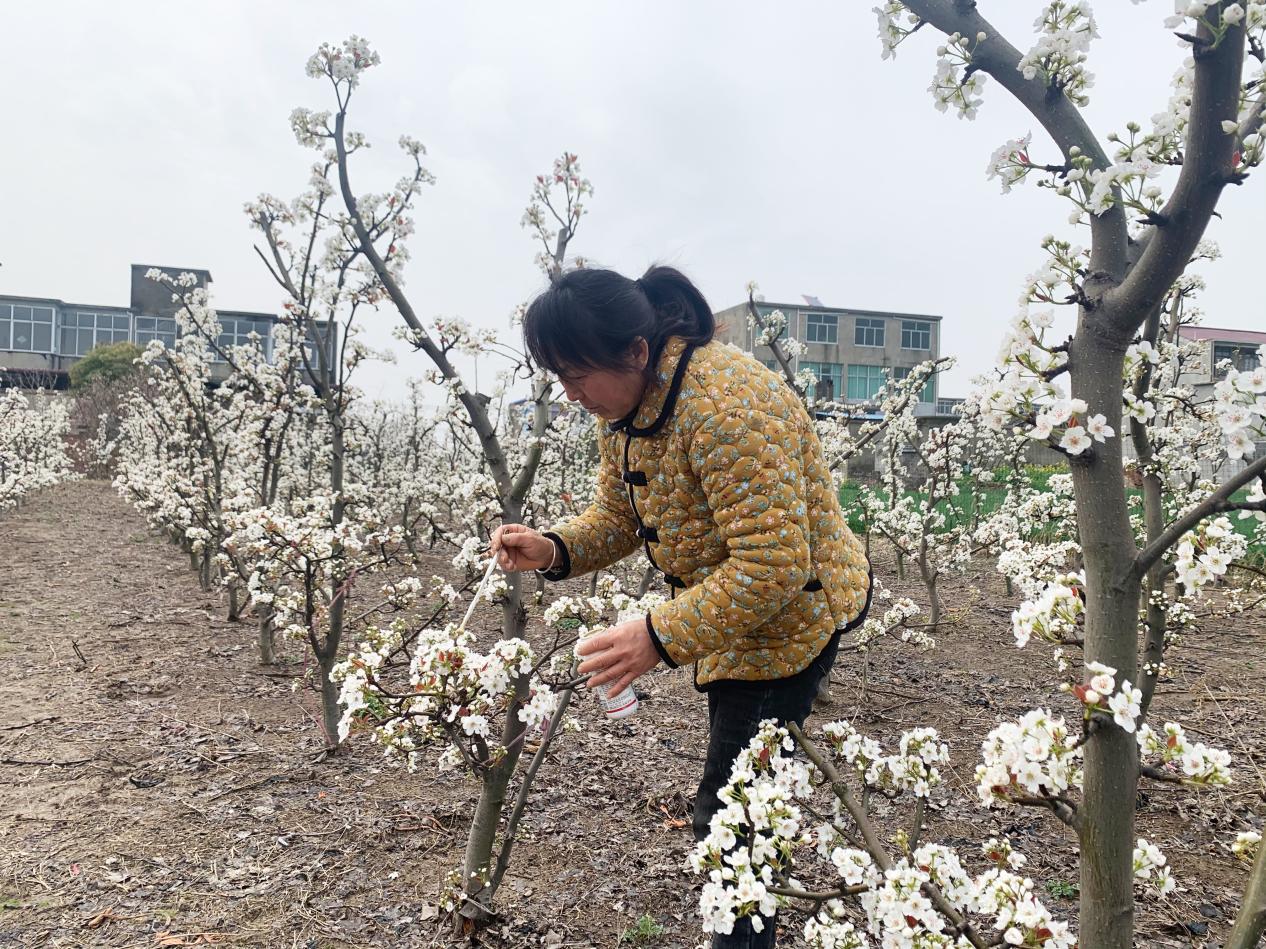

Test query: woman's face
[556,338,649,420]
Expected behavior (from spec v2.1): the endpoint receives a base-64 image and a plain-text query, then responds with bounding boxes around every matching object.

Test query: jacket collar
[609,336,697,438]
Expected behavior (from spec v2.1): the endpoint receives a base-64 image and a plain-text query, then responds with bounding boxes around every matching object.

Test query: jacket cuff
[645,614,679,669]
[537,531,572,581]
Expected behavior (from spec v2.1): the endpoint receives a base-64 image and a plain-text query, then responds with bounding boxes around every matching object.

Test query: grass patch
[619,914,665,945]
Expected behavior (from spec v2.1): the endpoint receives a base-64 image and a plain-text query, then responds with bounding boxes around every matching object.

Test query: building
[712,296,947,416]
[0,264,282,389]
[1176,325,1265,389]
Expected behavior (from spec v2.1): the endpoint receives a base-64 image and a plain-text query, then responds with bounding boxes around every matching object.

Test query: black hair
[522,264,715,379]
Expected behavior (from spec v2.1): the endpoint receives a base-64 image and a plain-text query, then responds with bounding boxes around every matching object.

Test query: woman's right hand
[490,523,557,573]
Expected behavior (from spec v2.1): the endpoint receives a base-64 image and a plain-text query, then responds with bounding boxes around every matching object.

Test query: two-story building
[0,264,284,389]
[712,296,949,415]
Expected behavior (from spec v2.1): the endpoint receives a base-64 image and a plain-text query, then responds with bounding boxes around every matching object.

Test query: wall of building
[713,301,944,413]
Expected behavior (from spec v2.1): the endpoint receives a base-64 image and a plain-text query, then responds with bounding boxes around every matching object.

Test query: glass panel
[0,321,10,349]
[59,328,73,353]
[77,328,94,355]
[0,303,10,319]
[136,316,154,332]
[847,365,886,400]
[32,323,52,352]
[13,305,32,322]
[13,321,33,350]
[32,306,53,325]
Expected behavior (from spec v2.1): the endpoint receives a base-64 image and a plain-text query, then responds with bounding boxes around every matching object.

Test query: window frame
[854,317,886,348]
[804,312,838,345]
[900,319,932,351]
[1213,342,1261,377]
[846,363,887,401]
[212,316,274,362]
[60,310,132,357]
[135,315,179,350]
[1,302,57,354]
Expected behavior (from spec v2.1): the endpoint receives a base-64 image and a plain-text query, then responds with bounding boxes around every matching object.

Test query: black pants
[691,632,841,949]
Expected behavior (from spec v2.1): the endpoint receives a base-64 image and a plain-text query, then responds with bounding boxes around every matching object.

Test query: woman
[491,265,871,948]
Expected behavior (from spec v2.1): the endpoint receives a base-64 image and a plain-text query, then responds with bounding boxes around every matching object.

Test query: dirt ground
[1,481,1263,949]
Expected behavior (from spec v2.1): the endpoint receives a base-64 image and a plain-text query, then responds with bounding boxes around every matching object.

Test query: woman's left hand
[576,616,660,698]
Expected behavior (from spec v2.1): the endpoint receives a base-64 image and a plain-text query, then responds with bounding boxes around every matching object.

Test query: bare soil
[0,481,1262,949]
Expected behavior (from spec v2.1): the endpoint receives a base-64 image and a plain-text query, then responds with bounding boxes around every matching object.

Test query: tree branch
[1131,454,1266,581]
[1104,20,1247,331]
[902,0,1129,281]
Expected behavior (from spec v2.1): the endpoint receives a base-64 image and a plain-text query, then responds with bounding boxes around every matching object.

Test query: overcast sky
[3,2,1261,403]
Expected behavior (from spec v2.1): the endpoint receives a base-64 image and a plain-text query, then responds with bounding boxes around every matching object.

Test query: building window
[0,303,55,353]
[213,316,273,361]
[60,311,131,357]
[847,364,887,401]
[805,312,838,344]
[936,398,964,416]
[1213,342,1261,378]
[891,365,936,403]
[135,316,178,349]
[854,317,885,348]
[901,320,932,351]
[802,361,843,401]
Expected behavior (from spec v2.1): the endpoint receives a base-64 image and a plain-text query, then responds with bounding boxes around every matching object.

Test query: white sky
[3,1,1262,403]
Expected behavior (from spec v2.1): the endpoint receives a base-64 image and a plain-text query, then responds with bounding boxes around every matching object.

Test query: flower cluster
[1132,839,1176,899]
[1172,516,1248,591]
[929,31,989,119]
[852,580,929,651]
[976,709,1081,808]
[690,722,809,936]
[1017,1,1098,107]
[1065,661,1141,732]
[822,721,950,797]
[1212,344,1266,459]
[1136,721,1233,786]
[1012,572,1085,647]
[1232,830,1262,862]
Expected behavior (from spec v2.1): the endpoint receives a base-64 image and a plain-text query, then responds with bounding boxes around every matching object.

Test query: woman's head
[522,264,715,420]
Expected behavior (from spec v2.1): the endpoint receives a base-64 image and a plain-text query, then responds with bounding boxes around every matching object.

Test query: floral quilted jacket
[542,336,872,688]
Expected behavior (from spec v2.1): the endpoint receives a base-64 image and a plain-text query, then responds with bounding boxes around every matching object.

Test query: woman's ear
[631,337,649,370]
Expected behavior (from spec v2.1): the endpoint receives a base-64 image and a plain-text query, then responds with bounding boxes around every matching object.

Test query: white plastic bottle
[577,629,639,719]
[594,678,639,719]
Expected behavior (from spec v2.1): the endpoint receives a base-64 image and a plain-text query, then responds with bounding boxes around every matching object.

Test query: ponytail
[634,265,715,358]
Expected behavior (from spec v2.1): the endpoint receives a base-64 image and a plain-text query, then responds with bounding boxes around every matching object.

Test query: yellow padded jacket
[543,336,871,688]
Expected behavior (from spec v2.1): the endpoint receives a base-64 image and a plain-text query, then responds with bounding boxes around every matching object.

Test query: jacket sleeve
[543,430,641,579]
[647,409,811,665]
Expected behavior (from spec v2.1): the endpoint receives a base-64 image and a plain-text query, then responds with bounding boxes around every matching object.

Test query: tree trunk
[1070,329,1139,949]
[457,673,529,926]
[227,582,243,622]
[317,651,342,751]
[1227,840,1266,949]
[257,607,276,665]
[920,558,941,628]
[637,563,656,597]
